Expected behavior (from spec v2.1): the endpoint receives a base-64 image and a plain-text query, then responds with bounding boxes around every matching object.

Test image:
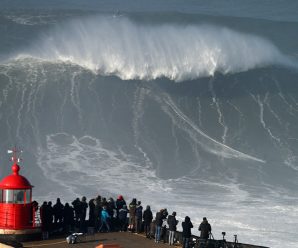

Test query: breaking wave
[13,16,293,81]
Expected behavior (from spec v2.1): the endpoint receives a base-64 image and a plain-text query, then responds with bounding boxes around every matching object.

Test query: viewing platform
[20,231,269,248]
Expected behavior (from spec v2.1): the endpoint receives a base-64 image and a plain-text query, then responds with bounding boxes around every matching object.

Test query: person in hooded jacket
[118,205,128,231]
[63,203,74,233]
[143,205,153,238]
[116,195,126,217]
[47,201,54,234]
[94,195,102,232]
[53,198,64,224]
[88,198,95,227]
[79,196,88,232]
[107,197,116,231]
[99,206,111,232]
[128,198,137,232]
[167,211,178,245]
[71,197,81,226]
[135,201,143,233]
[40,201,49,240]
[198,217,212,240]
[155,209,164,243]
[160,209,169,243]
[182,216,193,248]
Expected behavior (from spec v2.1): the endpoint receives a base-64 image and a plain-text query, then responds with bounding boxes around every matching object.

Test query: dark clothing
[63,204,74,233]
[94,200,102,232]
[143,209,153,224]
[136,205,143,219]
[119,208,128,221]
[143,208,153,237]
[182,218,193,238]
[80,201,88,221]
[63,204,74,226]
[167,214,178,231]
[40,203,49,231]
[119,207,128,231]
[53,201,64,223]
[88,199,95,227]
[155,212,163,227]
[135,205,143,233]
[116,199,126,211]
[182,217,193,248]
[72,198,81,222]
[199,220,211,239]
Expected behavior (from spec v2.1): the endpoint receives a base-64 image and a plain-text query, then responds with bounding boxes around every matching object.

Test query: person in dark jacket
[116,195,126,218]
[182,216,193,248]
[47,201,54,234]
[63,203,74,233]
[107,197,116,231]
[155,209,164,243]
[53,198,64,228]
[118,205,128,231]
[143,205,153,238]
[88,198,95,227]
[40,201,49,240]
[167,211,178,245]
[94,196,102,232]
[135,201,143,233]
[71,197,81,226]
[198,217,212,240]
[79,196,88,232]
[160,209,169,243]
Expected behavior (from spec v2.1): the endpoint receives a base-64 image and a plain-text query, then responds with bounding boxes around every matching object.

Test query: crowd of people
[38,194,212,248]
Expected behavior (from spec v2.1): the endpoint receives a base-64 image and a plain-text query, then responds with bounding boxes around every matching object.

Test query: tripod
[233,235,239,248]
[217,232,228,248]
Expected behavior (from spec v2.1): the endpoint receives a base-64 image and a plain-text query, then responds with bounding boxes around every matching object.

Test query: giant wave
[11,16,295,81]
[1,10,298,248]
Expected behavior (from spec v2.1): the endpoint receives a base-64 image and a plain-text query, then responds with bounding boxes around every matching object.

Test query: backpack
[66,234,77,244]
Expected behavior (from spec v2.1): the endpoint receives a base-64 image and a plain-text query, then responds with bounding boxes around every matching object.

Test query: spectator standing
[79,196,88,232]
[155,209,164,243]
[88,198,95,227]
[118,205,128,232]
[128,198,137,232]
[143,205,153,238]
[94,196,102,232]
[40,201,49,240]
[53,198,64,224]
[167,211,178,245]
[135,201,143,233]
[99,206,111,232]
[63,203,74,233]
[182,216,193,248]
[199,217,212,240]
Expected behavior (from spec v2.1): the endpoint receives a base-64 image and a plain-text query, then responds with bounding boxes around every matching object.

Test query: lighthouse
[0,148,41,241]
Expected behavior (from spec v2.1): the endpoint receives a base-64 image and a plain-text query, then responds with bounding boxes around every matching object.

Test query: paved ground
[22,232,180,248]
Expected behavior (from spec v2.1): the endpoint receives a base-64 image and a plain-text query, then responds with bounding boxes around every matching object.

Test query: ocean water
[1,1,298,247]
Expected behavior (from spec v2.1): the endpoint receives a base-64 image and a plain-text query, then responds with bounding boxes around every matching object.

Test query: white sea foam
[18,16,292,82]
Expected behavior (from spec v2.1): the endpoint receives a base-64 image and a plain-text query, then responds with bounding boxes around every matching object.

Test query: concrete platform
[22,232,178,248]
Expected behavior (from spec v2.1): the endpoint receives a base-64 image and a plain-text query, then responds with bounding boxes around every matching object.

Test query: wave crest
[25,16,290,81]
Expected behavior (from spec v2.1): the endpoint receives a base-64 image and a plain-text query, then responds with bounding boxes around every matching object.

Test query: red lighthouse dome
[0,163,32,190]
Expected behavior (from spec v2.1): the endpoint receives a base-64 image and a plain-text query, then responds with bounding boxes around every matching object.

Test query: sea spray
[13,16,291,81]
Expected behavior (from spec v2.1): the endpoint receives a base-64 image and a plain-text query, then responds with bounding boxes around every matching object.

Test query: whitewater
[1,1,298,247]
